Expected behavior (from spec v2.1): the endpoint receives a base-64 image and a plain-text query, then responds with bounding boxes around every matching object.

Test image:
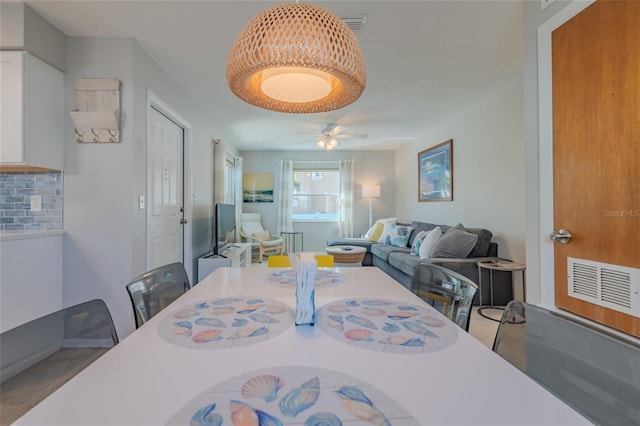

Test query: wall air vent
[341,15,368,32]
[568,257,640,317]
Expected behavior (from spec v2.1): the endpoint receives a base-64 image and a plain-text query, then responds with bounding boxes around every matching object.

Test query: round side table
[476,260,526,321]
[325,245,366,266]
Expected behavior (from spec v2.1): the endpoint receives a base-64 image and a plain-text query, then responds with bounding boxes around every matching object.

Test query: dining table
[15,266,589,425]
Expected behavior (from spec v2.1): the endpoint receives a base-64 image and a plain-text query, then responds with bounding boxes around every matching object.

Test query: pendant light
[227,2,366,114]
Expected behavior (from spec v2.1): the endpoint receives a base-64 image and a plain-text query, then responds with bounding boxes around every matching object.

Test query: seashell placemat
[166,365,418,425]
[157,297,295,349]
[316,298,458,354]
[263,269,346,288]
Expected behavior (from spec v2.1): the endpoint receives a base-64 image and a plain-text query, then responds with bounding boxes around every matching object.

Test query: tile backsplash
[0,171,63,231]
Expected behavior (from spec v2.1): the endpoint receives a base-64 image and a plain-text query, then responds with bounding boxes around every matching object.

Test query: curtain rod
[290,160,355,164]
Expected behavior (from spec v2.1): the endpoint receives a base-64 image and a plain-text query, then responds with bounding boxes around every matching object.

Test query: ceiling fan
[297,123,368,150]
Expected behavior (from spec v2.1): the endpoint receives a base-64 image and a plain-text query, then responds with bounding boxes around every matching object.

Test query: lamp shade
[226,2,366,114]
[362,185,381,198]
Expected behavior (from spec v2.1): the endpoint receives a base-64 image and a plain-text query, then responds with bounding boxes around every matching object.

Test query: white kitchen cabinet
[0,232,63,333]
[0,51,63,170]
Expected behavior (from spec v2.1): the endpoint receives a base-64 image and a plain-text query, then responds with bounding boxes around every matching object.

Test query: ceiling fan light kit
[226,2,366,114]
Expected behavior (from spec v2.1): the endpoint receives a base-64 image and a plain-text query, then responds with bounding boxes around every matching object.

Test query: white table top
[16,267,588,425]
[326,245,367,254]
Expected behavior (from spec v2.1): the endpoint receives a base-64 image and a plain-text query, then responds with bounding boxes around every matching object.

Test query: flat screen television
[214,203,236,255]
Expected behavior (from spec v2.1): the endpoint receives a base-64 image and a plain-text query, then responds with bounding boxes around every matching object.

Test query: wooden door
[552,0,639,337]
[147,107,185,270]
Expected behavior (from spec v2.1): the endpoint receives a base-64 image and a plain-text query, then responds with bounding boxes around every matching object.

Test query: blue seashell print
[246,299,265,304]
[362,300,393,306]
[249,313,280,324]
[378,336,425,347]
[194,302,210,310]
[397,305,419,311]
[231,326,268,338]
[345,300,360,307]
[304,412,342,426]
[195,317,227,328]
[232,318,248,327]
[256,409,283,426]
[173,321,192,336]
[326,315,344,331]
[211,298,243,305]
[334,386,372,405]
[382,322,400,333]
[386,311,418,321]
[190,403,222,426]
[401,321,439,338]
[346,315,377,330]
[278,376,320,417]
[335,386,391,426]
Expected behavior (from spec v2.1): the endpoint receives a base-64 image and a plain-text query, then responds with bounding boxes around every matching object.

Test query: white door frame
[537,0,595,307]
[146,90,193,282]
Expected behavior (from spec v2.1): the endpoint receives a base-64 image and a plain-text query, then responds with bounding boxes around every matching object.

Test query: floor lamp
[362,185,381,228]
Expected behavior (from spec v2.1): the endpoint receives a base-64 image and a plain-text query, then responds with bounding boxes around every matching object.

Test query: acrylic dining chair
[125,262,191,328]
[410,264,478,331]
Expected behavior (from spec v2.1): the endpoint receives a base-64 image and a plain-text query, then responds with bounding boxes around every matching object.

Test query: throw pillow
[430,226,478,258]
[419,226,443,259]
[368,222,385,241]
[410,230,428,256]
[252,230,270,241]
[364,217,399,239]
[382,225,414,247]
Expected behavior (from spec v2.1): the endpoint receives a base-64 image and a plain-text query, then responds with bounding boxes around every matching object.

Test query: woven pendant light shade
[227,2,366,114]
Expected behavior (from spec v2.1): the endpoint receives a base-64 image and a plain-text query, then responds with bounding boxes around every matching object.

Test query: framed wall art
[243,172,274,203]
[418,139,453,202]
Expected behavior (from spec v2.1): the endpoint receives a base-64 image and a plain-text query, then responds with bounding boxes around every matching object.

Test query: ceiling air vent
[567,257,640,317]
[341,15,367,32]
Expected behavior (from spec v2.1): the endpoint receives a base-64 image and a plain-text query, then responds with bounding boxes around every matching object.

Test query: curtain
[212,139,226,205]
[277,160,294,234]
[233,156,243,241]
[339,159,355,237]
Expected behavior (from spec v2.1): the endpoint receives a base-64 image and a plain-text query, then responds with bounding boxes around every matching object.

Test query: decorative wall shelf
[70,78,120,143]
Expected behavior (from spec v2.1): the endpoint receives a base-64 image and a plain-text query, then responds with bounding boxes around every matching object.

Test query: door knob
[180,218,188,224]
[550,229,572,244]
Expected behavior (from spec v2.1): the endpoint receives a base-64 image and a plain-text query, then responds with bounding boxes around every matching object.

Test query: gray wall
[63,37,223,339]
[0,2,67,71]
[396,78,525,264]
[240,150,396,251]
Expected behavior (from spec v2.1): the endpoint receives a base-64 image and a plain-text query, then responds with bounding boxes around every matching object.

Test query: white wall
[240,150,396,251]
[63,37,227,339]
[522,0,577,305]
[395,77,525,263]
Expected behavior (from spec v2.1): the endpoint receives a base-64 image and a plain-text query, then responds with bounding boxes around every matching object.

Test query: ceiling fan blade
[335,133,368,139]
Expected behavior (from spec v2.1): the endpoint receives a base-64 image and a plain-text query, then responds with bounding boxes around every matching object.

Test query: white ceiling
[26,0,523,152]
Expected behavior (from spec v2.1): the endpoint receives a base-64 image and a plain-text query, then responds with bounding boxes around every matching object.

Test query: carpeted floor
[0,348,108,426]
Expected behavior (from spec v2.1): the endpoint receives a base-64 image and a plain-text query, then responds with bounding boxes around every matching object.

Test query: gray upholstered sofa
[327,221,513,305]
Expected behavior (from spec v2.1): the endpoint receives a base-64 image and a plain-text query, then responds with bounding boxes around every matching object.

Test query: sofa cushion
[388,252,421,277]
[383,224,414,247]
[408,221,440,245]
[370,243,407,262]
[419,226,443,259]
[466,228,493,257]
[430,226,478,258]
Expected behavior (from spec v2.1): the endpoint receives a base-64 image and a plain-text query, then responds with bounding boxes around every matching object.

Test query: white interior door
[147,106,184,270]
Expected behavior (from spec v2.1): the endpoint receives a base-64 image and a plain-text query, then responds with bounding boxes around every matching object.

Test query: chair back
[1,299,118,384]
[240,213,265,236]
[411,264,478,331]
[314,254,335,267]
[126,262,191,328]
[492,301,640,426]
[492,300,527,372]
[267,255,291,267]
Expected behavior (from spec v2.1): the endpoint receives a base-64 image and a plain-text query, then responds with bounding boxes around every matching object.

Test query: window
[292,169,339,221]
